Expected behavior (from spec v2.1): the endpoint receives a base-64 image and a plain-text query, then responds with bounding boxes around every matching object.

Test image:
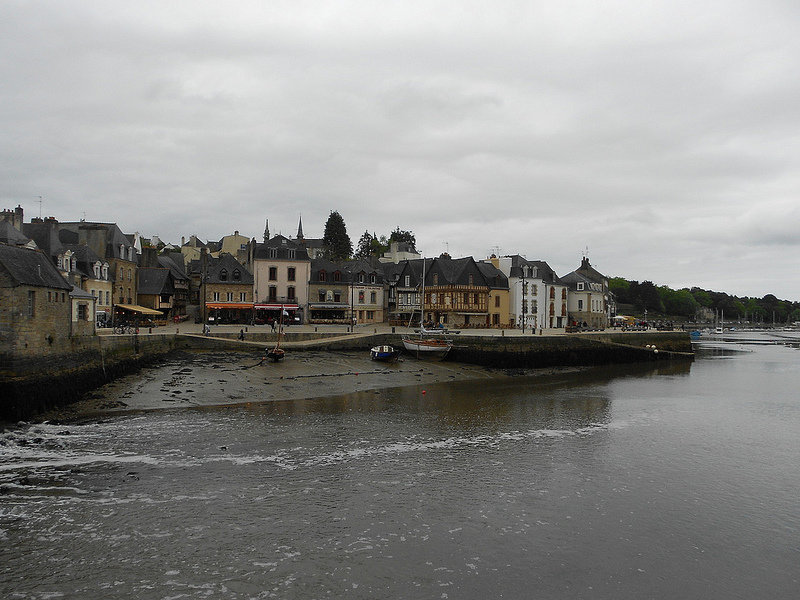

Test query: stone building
[23,218,139,313]
[307,258,351,324]
[561,256,610,329]
[191,252,255,324]
[0,245,74,365]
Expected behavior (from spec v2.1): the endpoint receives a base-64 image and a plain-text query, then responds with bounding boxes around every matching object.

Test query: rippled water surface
[2,332,799,599]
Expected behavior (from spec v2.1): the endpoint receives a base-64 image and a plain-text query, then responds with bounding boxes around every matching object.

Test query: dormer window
[288,250,295,259]
[370,274,376,284]
[404,275,410,287]
[333,271,341,282]
[219,269,228,281]
[128,247,134,261]
[358,273,365,283]
[577,282,584,291]
[319,270,327,282]
[102,263,109,280]
[468,274,473,285]
[269,248,277,258]
[233,269,241,281]
[93,261,101,278]
[433,274,438,285]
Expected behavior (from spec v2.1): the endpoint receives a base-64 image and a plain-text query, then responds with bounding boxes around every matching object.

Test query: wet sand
[40,350,579,421]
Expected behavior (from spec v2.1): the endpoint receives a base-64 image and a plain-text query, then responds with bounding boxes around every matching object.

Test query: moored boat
[401,337,451,357]
[370,345,400,362]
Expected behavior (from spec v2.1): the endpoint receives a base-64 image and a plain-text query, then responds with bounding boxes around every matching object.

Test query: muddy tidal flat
[42,350,577,419]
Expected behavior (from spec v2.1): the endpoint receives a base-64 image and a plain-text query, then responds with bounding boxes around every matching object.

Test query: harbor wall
[1,330,692,421]
[0,334,192,421]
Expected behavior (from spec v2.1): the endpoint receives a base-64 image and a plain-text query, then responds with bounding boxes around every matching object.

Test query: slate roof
[504,255,561,284]
[0,221,32,247]
[253,235,310,261]
[0,245,71,289]
[158,253,188,280]
[138,268,173,295]
[310,257,351,283]
[475,261,509,289]
[206,253,253,285]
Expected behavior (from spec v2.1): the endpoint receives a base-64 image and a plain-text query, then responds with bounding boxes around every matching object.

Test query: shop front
[205,302,255,325]
[254,303,301,325]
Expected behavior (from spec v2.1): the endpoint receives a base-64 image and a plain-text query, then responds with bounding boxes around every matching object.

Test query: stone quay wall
[0,333,193,421]
[1,330,692,421]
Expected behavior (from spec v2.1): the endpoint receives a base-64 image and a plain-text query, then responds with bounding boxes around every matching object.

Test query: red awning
[254,304,299,310]
[206,302,254,310]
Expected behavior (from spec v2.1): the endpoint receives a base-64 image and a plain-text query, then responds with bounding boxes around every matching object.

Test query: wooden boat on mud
[266,306,287,362]
[370,345,401,362]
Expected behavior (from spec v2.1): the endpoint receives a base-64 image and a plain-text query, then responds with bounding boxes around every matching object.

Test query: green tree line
[609,277,800,323]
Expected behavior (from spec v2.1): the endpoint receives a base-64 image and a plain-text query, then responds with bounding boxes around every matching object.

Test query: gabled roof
[157,253,188,280]
[138,268,173,295]
[0,245,71,290]
[310,257,351,283]
[206,253,253,285]
[476,261,509,289]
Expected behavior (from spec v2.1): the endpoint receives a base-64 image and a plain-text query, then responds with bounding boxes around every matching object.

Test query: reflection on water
[2,333,798,599]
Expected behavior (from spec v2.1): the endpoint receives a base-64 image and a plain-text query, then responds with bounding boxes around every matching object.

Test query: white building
[486,255,568,331]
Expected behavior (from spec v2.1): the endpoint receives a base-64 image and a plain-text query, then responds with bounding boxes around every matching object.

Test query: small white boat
[401,337,452,357]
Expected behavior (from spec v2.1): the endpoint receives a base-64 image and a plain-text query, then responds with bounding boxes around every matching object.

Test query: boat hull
[401,337,452,356]
[370,345,400,362]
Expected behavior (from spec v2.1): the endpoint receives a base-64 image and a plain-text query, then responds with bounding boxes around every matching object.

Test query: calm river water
[2,332,799,599]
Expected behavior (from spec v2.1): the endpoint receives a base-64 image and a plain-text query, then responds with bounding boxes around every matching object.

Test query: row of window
[317,271,378,284]
[218,268,242,282]
[268,267,296,281]
[576,282,603,292]
[212,292,249,302]
[90,290,111,305]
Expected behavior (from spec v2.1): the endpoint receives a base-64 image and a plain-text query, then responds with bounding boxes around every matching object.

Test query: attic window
[269,249,277,258]
[333,271,341,282]
[433,274,438,285]
[319,270,327,282]
[233,269,241,281]
[370,274,376,284]
[220,269,228,281]
[577,282,584,291]
[468,274,473,285]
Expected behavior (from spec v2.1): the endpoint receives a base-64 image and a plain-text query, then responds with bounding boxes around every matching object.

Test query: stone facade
[0,247,73,364]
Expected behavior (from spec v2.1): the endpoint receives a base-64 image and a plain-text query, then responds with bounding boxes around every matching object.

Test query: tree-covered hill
[609,278,800,324]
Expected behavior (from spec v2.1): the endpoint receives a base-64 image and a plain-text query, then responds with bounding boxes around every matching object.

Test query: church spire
[263,218,270,243]
[297,215,304,240]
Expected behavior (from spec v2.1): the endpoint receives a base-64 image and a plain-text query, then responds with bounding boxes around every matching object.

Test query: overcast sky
[2,1,799,299]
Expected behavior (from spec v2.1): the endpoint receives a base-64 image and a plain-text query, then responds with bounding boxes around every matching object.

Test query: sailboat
[401,259,453,358]
[266,306,286,361]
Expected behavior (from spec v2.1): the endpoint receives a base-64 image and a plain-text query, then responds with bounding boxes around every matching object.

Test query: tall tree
[355,230,374,259]
[322,211,352,261]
